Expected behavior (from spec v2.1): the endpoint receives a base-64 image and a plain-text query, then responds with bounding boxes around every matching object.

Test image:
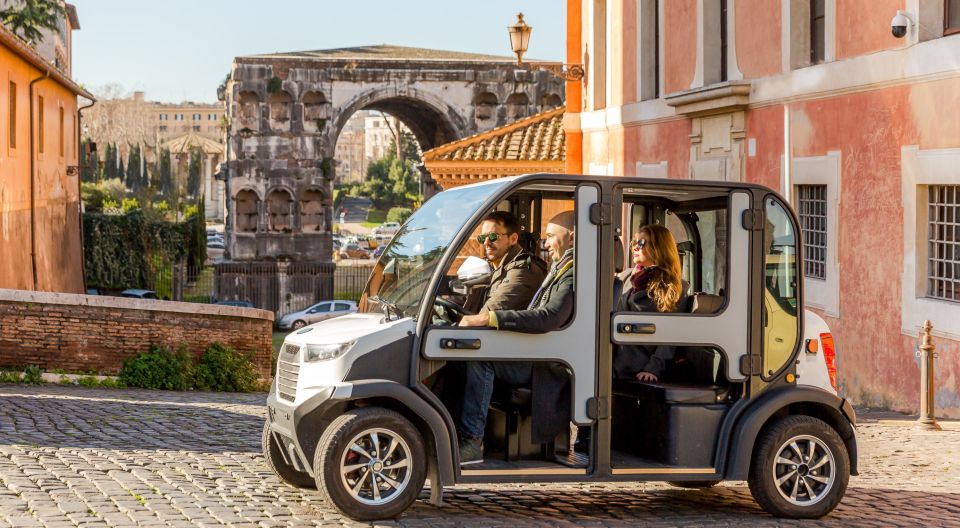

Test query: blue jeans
[459,361,533,440]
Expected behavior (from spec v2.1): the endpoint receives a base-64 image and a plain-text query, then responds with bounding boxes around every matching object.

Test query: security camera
[891,10,912,38]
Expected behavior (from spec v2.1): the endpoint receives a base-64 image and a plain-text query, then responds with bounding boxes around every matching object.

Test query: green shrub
[386,207,413,224]
[119,345,192,390]
[0,371,22,383]
[23,365,42,385]
[193,343,259,393]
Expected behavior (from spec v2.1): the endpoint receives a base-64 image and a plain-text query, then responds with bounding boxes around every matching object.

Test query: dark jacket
[493,250,576,442]
[613,273,689,380]
[478,245,548,314]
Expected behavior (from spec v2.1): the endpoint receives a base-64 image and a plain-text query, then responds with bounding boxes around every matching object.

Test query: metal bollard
[917,320,942,431]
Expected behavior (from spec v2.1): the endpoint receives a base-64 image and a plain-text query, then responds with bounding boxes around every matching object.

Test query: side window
[311,302,331,313]
[763,197,800,378]
[334,302,351,311]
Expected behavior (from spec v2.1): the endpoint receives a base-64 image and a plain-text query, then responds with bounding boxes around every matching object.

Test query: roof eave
[0,25,93,100]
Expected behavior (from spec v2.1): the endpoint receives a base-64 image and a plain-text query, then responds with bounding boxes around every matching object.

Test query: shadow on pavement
[399,485,960,526]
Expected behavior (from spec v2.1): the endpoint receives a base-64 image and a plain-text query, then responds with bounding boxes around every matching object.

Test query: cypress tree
[187,147,202,200]
[127,144,143,191]
[159,148,173,197]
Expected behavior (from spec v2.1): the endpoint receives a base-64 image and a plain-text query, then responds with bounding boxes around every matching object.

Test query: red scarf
[630,265,656,293]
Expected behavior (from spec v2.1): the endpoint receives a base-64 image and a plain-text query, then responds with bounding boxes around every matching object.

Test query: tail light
[819,332,838,390]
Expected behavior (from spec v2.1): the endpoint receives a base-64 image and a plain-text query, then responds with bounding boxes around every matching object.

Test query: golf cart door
[421,184,600,426]
[613,190,752,384]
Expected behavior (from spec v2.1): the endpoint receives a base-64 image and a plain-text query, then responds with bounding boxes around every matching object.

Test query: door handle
[617,323,656,335]
[439,338,481,350]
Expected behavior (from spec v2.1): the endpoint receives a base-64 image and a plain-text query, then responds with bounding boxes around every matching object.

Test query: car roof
[458,172,776,194]
[122,289,155,295]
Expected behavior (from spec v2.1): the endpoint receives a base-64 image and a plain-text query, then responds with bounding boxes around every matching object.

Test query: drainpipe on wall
[783,104,792,202]
[77,98,96,293]
[29,70,50,291]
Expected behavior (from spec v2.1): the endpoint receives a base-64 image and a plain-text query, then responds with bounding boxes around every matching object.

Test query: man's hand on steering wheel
[433,296,473,324]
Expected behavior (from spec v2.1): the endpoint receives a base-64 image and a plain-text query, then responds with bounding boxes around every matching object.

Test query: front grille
[277,344,300,402]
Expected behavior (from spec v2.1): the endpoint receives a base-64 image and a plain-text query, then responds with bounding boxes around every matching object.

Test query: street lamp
[507,12,584,81]
[507,13,532,66]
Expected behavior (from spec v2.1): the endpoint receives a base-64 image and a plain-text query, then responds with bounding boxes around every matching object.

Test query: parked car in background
[215,300,255,308]
[371,221,401,236]
[121,289,157,299]
[277,300,358,330]
[373,244,387,259]
[340,243,371,259]
[206,241,225,264]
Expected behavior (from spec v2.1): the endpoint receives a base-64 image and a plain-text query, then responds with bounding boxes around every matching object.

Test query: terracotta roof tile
[423,107,565,163]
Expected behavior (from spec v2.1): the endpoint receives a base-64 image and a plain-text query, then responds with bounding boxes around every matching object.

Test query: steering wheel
[433,296,473,324]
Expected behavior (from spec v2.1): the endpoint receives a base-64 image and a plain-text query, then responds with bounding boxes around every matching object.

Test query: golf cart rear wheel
[261,420,316,489]
[314,407,426,521]
[748,415,849,519]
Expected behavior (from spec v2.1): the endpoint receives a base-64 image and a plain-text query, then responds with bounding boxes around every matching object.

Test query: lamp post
[507,13,532,66]
[507,12,584,81]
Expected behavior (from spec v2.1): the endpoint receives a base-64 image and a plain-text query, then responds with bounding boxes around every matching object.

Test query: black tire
[292,320,306,330]
[748,415,849,519]
[314,407,427,521]
[261,420,316,489]
[669,480,721,489]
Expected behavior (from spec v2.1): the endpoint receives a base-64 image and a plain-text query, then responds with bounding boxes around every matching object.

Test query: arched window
[267,90,294,131]
[236,189,260,233]
[505,93,530,120]
[473,91,498,120]
[302,91,332,133]
[237,91,260,131]
[266,189,295,232]
[300,189,326,232]
[540,93,563,109]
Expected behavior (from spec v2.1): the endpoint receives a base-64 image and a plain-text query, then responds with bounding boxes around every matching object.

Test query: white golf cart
[264,174,857,521]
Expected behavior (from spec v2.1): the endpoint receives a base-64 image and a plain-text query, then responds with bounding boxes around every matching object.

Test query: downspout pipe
[29,70,50,291]
[77,98,96,293]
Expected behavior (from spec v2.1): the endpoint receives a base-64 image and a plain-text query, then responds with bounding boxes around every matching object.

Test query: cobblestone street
[0,385,958,527]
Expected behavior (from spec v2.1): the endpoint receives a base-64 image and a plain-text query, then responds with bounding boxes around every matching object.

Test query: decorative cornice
[664,80,751,117]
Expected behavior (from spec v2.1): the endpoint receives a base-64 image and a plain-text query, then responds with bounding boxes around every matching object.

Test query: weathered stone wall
[0,289,275,379]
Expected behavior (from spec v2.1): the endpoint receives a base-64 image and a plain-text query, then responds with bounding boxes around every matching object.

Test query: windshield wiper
[368,295,403,322]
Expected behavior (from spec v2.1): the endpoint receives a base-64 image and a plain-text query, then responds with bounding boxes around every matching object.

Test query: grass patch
[360,208,387,229]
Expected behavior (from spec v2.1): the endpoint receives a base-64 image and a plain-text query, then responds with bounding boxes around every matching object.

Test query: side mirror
[457,256,492,287]
[449,278,468,295]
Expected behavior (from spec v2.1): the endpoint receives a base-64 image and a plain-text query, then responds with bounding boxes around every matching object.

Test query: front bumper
[266,383,351,475]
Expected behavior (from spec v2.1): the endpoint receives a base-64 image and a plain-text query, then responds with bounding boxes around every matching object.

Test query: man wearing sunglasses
[456,211,577,465]
[467,211,548,316]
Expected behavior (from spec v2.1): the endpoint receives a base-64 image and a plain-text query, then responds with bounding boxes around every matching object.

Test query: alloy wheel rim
[339,427,412,506]
[772,434,836,506]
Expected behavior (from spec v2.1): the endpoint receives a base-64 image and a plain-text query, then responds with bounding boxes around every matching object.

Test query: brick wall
[0,289,275,379]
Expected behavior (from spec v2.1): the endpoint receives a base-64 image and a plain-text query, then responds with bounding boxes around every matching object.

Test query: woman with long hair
[614,224,686,382]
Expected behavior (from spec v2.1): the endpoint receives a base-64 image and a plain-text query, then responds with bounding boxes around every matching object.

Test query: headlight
[303,341,356,362]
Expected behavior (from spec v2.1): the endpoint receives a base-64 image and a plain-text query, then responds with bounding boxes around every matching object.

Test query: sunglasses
[631,239,648,250]
[477,232,508,244]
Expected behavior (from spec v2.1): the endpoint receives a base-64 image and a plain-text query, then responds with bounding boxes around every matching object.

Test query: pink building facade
[566,0,960,416]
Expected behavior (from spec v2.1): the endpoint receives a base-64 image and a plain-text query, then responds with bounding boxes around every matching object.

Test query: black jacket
[613,277,689,380]
[492,251,575,442]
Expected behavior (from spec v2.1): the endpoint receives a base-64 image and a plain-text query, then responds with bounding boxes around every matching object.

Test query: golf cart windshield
[361,179,511,319]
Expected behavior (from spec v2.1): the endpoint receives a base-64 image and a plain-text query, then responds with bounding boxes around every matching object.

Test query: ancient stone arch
[224,45,565,263]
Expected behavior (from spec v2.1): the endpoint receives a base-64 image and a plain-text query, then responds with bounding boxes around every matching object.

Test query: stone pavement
[0,385,958,527]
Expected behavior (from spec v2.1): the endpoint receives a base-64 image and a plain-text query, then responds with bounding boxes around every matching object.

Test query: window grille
[797,184,827,280]
[928,185,960,302]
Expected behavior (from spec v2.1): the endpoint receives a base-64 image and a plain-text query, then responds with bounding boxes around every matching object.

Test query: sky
[71,0,566,104]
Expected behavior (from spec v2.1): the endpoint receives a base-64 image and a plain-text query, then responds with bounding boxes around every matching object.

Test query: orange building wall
[835,0,905,59]
[623,119,693,179]
[735,0,782,78]
[613,0,637,107]
[744,78,960,416]
[0,43,84,294]
[663,0,697,94]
